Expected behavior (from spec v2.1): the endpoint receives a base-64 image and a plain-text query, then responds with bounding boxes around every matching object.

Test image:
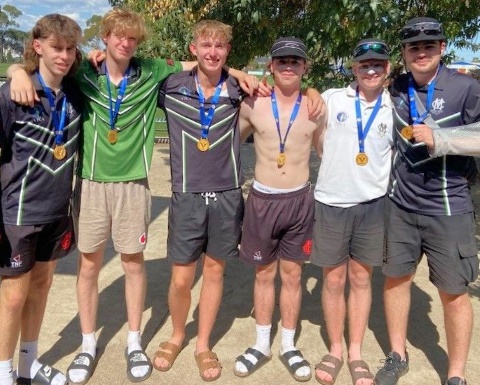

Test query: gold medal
[356,152,368,166]
[53,145,66,160]
[401,125,414,140]
[277,152,286,167]
[108,130,118,144]
[197,138,210,152]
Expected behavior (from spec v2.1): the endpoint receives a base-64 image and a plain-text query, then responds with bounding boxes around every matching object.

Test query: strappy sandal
[195,350,222,382]
[314,354,344,385]
[152,341,182,372]
[347,360,374,385]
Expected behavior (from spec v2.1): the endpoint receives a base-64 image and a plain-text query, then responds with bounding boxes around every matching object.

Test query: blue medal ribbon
[407,67,438,124]
[355,87,382,154]
[271,90,302,153]
[106,66,130,131]
[195,74,224,139]
[37,73,67,146]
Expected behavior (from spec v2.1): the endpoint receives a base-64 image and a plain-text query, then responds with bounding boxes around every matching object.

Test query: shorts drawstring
[201,192,217,205]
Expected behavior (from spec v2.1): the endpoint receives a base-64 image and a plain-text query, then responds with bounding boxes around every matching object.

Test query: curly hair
[23,14,82,77]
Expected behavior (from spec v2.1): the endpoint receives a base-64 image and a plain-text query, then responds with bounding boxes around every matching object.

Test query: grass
[0,63,13,78]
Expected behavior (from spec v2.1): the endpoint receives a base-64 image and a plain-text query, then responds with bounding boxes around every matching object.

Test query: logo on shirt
[253,250,263,261]
[431,97,445,115]
[166,58,174,66]
[11,254,22,268]
[336,112,348,123]
[377,122,387,137]
[27,105,45,123]
[178,86,192,99]
[139,233,147,245]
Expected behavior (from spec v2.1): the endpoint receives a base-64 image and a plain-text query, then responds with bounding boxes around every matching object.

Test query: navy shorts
[0,216,76,277]
[167,189,244,264]
[383,200,479,295]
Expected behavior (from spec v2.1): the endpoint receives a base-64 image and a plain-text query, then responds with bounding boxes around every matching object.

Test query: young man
[0,14,82,385]
[375,17,480,385]
[311,38,393,385]
[150,20,251,382]
[233,37,324,383]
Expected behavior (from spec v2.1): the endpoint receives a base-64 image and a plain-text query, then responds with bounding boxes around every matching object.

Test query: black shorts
[167,189,244,264]
[383,200,479,295]
[0,216,76,277]
[311,197,386,268]
[240,183,314,266]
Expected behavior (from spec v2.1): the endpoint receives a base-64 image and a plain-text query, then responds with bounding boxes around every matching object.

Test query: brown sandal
[195,350,222,382]
[152,341,182,372]
[315,354,344,385]
[347,360,374,385]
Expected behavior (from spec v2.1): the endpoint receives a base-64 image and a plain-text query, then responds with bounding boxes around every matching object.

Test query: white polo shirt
[314,82,393,208]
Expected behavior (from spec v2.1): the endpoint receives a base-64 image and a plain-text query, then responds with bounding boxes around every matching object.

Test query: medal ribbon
[37,73,67,146]
[407,69,438,124]
[355,87,382,154]
[106,66,130,131]
[195,74,224,139]
[271,90,302,154]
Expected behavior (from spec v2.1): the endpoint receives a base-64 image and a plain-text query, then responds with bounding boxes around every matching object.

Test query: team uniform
[73,58,182,254]
[240,180,313,266]
[0,73,81,275]
[311,83,393,267]
[159,68,245,263]
[386,64,480,294]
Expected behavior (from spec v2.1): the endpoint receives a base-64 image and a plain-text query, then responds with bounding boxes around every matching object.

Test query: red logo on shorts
[139,233,147,245]
[166,58,174,66]
[61,231,72,250]
[302,239,312,255]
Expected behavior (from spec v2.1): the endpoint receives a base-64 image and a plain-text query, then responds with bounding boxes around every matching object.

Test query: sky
[11,1,479,62]
[12,0,112,32]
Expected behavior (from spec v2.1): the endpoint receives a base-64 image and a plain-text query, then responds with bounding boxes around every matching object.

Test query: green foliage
[0,4,26,62]
[108,0,480,88]
[82,15,104,51]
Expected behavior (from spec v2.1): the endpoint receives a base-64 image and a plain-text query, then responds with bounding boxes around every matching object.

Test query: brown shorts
[0,216,75,276]
[240,183,314,266]
[73,178,151,254]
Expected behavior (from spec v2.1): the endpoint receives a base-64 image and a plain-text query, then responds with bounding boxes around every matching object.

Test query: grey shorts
[0,216,76,276]
[383,200,479,295]
[311,196,386,268]
[167,189,244,264]
[73,178,151,254]
[240,183,314,266]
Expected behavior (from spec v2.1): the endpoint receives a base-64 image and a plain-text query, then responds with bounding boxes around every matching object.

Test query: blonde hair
[24,14,82,76]
[101,7,148,43]
[192,20,232,43]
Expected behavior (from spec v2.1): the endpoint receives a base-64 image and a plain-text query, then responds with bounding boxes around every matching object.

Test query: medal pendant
[355,152,368,166]
[277,152,286,167]
[108,129,118,144]
[53,145,66,160]
[197,138,210,152]
[401,125,414,140]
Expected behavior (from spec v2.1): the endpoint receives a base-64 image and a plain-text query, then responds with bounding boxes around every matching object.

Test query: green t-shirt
[76,57,182,182]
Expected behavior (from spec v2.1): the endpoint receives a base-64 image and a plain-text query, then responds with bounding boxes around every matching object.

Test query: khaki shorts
[73,178,151,254]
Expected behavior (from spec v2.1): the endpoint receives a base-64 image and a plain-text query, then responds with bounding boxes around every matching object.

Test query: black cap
[270,37,307,59]
[352,38,390,62]
[400,17,446,44]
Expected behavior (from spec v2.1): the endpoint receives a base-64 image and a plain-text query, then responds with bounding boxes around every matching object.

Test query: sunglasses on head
[400,21,443,40]
[353,42,390,58]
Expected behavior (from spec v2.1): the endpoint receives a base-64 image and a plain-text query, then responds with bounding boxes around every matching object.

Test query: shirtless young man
[233,37,324,382]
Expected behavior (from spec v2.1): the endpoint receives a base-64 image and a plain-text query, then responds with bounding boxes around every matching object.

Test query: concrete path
[33,143,480,385]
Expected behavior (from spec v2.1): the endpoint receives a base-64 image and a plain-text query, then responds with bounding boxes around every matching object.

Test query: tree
[0,4,26,62]
[82,15,104,51]
[108,0,480,87]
